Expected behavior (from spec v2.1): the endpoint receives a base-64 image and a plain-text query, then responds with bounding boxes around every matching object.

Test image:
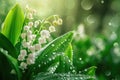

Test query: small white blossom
[29,46,35,53]
[22,41,30,48]
[38,37,46,44]
[25,5,29,10]
[27,53,36,65]
[28,22,33,27]
[27,30,32,36]
[24,26,30,31]
[10,69,16,74]
[28,13,33,19]
[32,9,37,14]
[35,44,41,51]
[40,30,50,38]
[18,55,25,61]
[28,53,36,59]
[18,50,27,61]
[20,62,27,70]
[27,35,33,41]
[49,26,56,32]
[27,58,35,65]
[21,33,26,39]
[20,50,27,56]
[34,21,39,28]
[18,55,24,61]
[32,34,36,40]
[53,20,58,26]
[57,18,63,25]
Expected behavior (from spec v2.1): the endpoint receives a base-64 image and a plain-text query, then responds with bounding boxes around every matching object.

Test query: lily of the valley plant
[0,4,96,80]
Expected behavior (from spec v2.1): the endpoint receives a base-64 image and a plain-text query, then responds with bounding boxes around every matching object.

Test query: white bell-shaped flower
[49,26,56,32]
[38,37,46,44]
[40,30,50,39]
[20,62,27,70]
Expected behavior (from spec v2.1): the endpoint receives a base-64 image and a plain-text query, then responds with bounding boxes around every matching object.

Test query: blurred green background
[0,0,120,80]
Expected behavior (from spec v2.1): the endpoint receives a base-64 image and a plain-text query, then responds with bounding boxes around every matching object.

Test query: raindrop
[51,44,55,47]
[75,77,78,80]
[68,60,71,63]
[79,58,82,61]
[48,58,52,61]
[44,62,46,65]
[38,64,41,67]
[80,77,83,79]
[84,69,87,71]
[68,72,71,74]
[108,22,112,26]
[72,70,76,73]
[79,71,81,73]
[52,57,55,60]
[70,67,73,70]
[53,52,55,55]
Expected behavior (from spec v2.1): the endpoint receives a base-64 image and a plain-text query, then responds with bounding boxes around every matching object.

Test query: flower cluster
[17,5,62,71]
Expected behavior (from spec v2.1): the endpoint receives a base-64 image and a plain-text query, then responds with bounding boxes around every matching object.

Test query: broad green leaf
[28,31,73,76]
[55,55,75,73]
[1,4,24,46]
[64,43,73,61]
[33,72,96,80]
[0,48,21,80]
[80,66,97,80]
[0,32,17,58]
[81,66,97,76]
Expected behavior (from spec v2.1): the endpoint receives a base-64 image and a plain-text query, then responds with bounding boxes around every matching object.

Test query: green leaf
[0,32,17,58]
[29,31,73,75]
[0,32,18,80]
[1,4,24,46]
[0,48,21,80]
[80,66,97,80]
[81,66,97,76]
[64,43,73,61]
[33,72,96,80]
[55,55,75,73]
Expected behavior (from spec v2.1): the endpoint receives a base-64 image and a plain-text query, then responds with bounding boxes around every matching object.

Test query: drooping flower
[20,62,27,70]
[28,22,33,27]
[29,46,35,53]
[40,30,50,39]
[18,50,27,61]
[27,53,36,65]
[57,18,63,25]
[21,33,26,39]
[34,20,39,28]
[49,26,56,32]
[27,13,33,19]
[24,26,30,31]
[35,44,41,51]
[38,37,46,44]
